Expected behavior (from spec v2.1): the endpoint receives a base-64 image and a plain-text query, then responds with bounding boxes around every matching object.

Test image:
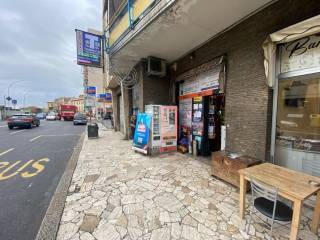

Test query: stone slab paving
[56,126,319,240]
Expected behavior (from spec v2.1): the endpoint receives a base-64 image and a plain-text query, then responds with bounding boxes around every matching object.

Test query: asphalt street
[0,120,85,240]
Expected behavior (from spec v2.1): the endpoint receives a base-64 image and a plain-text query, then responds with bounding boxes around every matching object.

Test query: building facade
[83,64,113,117]
[71,96,85,113]
[47,101,54,112]
[52,97,72,111]
[102,0,320,176]
[82,28,112,118]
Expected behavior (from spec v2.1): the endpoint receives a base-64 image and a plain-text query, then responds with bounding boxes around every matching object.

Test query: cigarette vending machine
[145,105,177,154]
[145,105,161,154]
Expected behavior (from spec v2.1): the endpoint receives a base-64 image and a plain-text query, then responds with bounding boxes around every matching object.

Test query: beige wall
[52,97,72,110]
[47,101,54,110]
[71,98,84,113]
[87,67,105,95]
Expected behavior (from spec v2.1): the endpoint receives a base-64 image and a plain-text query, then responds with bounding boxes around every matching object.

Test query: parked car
[73,113,87,125]
[7,113,40,129]
[36,112,46,120]
[46,112,57,121]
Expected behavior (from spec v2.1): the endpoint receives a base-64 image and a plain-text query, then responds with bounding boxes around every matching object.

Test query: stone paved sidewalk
[56,125,319,240]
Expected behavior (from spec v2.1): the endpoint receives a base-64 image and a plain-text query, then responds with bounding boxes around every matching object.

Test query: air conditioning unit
[147,56,166,77]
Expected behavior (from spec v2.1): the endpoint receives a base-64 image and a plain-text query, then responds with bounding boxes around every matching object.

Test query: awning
[263,15,320,88]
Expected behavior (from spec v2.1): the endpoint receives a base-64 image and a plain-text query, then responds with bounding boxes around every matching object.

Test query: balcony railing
[105,0,160,51]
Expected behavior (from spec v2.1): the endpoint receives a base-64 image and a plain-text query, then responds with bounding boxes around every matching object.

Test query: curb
[35,133,85,240]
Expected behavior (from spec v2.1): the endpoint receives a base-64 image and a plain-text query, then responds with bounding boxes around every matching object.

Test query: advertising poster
[161,106,177,152]
[133,113,152,154]
[192,97,203,136]
[76,29,102,67]
[179,99,192,127]
[87,86,96,96]
[85,95,95,107]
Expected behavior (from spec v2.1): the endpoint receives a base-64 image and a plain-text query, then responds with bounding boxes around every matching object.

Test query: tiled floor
[56,125,319,240]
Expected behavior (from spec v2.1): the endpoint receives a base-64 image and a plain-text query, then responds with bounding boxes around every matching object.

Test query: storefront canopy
[263,15,320,88]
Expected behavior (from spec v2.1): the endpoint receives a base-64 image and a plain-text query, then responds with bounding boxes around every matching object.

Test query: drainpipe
[128,0,134,29]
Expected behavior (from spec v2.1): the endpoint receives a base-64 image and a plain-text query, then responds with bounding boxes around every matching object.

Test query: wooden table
[239,163,320,240]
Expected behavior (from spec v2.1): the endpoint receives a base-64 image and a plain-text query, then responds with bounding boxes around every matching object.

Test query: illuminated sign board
[76,29,102,67]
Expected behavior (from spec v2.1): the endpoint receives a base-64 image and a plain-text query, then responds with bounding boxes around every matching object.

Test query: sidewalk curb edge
[35,133,85,240]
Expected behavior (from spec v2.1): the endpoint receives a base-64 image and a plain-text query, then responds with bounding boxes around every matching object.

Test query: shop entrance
[192,95,224,156]
[178,93,225,156]
[176,56,226,156]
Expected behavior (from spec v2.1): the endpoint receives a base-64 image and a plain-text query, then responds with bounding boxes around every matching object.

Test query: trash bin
[87,123,99,138]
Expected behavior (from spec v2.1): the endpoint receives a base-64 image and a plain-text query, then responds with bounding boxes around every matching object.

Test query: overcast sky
[0,0,101,108]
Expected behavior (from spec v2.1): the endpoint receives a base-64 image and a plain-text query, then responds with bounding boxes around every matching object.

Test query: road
[0,120,85,240]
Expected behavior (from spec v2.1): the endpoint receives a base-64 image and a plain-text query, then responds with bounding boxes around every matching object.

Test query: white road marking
[0,148,14,157]
[30,135,42,142]
[43,134,81,137]
[9,130,26,135]
[0,125,6,128]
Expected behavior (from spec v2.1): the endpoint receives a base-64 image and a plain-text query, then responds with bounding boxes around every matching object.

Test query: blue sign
[76,29,102,67]
[133,113,152,154]
[87,86,96,96]
[98,93,112,102]
[105,93,112,102]
[12,99,17,105]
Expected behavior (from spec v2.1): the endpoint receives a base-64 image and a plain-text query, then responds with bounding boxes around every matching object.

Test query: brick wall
[142,63,171,108]
[173,0,320,161]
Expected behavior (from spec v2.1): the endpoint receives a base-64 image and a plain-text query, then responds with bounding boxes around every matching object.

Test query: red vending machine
[145,105,178,154]
[160,106,178,153]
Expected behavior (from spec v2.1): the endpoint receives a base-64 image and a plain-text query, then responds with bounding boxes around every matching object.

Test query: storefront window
[276,76,320,153]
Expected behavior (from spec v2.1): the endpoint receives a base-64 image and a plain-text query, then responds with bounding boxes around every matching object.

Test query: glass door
[275,75,320,176]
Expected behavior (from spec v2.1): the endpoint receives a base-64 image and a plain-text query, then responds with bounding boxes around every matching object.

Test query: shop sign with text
[87,86,96,96]
[179,68,220,99]
[76,29,102,67]
[280,34,320,74]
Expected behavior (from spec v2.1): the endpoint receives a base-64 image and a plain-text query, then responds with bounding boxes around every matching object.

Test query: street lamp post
[6,80,28,108]
[3,80,29,118]
[3,95,6,120]
[23,92,29,108]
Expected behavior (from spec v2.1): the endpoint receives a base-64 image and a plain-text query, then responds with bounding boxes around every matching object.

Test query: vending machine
[145,105,162,154]
[145,105,178,154]
[160,105,178,153]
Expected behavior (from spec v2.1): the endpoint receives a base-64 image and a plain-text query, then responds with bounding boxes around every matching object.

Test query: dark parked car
[73,113,87,125]
[7,114,40,129]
